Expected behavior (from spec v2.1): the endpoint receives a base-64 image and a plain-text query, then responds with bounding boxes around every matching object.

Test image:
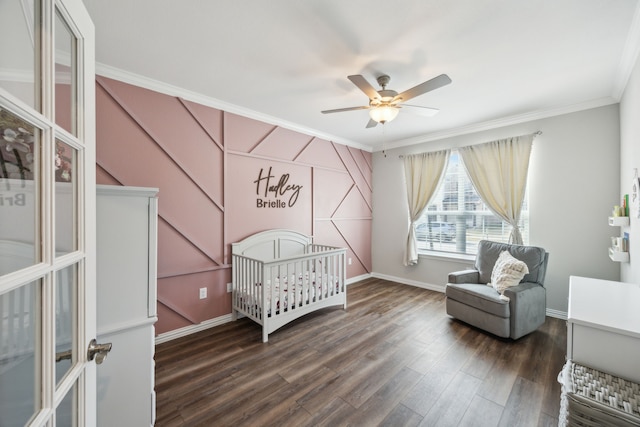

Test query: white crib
[231,229,347,342]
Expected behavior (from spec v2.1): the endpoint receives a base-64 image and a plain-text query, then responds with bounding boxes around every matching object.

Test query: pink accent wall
[95,76,372,335]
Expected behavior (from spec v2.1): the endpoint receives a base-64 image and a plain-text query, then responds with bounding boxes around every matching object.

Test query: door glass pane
[0,280,41,426]
[0,0,36,109]
[55,139,76,255]
[55,9,76,135]
[0,108,40,274]
[55,264,76,386]
[56,380,77,427]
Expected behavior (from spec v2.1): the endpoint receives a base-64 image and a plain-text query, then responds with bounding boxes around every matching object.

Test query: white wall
[620,52,640,284]
[372,104,621,316]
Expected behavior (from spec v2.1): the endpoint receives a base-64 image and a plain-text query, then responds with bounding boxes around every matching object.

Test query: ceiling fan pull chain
[382,124,387,157]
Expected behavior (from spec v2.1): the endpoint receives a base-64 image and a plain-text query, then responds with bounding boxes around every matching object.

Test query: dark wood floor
[155,278,567,427]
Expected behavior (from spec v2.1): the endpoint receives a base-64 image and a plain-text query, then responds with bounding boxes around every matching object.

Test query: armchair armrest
[504,282,546,339]
[448,269,480,284]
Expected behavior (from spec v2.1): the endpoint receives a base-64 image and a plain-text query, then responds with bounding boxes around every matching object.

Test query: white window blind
[416,150,529,255]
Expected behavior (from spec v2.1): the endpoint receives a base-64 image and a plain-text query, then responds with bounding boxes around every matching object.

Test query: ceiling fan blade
[348,75,381,100]
[366,119,378,128]
[321,105,370,114]
[393,74,452,103]
[401,104,440,117]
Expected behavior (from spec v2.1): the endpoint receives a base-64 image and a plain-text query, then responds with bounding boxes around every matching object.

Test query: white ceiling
[83,0,640,151]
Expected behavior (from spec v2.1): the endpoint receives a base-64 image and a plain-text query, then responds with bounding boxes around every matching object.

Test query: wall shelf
[609,247,629,262]
[608,216,630,227]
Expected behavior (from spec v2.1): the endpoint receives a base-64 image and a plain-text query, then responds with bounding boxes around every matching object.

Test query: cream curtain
[403,150,450,266]
[458,134,534,245]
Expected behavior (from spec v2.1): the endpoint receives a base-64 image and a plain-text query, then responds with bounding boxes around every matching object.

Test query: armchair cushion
[445,282,510,318]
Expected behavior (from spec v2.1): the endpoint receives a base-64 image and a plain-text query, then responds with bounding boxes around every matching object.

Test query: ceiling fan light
[369,105,399,124]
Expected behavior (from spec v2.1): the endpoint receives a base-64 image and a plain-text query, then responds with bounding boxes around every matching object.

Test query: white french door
[0,0,97,426]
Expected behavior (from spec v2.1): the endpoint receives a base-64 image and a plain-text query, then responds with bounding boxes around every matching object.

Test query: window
[416,150,529,255]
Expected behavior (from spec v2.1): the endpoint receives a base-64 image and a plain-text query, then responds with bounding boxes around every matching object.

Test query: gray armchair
[445,240,549,339]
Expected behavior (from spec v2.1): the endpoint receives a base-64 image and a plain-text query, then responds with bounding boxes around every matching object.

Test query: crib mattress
[236,272,340,315]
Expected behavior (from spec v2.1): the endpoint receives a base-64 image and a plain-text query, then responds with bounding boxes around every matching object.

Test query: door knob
[87,338,112,365]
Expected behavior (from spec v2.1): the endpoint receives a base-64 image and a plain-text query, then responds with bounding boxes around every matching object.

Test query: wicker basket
[559,361,640,426]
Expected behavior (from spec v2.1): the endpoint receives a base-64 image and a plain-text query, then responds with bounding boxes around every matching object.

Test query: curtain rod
[398,131,543,159]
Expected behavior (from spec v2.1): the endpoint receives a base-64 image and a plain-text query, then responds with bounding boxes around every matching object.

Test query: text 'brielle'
[0,193,26,206]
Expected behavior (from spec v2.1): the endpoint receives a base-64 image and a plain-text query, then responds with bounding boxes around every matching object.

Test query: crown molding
[95,62,623,155]
[95,63,372,152]
[382,96,619,152]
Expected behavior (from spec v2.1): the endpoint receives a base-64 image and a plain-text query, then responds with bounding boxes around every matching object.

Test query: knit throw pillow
[488,250,529,302]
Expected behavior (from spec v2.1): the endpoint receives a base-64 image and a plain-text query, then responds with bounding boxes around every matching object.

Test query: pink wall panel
[55,83,72,134]
[313,220,370,277]
[96,84,223,261]
[95,76,372,338]
[98,77,224,206]
[180,99,224,147]
[96,165,120,185]
[157,219,221,277]
[224,112,275,153]
[157,304,191,333]
[226,154,312,245]
[333,187,373,219]
[313,169,355,219]
[361,150,373,170]
[156,269,230,334]
[329,219,372,275]
[312,221,350,262]
[251,127,313,161]
[295,138,347,171]
[333,144,373,209]
[348,146,373,191]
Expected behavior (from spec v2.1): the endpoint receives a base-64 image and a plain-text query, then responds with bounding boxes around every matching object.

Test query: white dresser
[96,185,158,427]
[567,276,640,383]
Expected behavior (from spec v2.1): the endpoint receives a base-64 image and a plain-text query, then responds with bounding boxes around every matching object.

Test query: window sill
[418,250,475,264]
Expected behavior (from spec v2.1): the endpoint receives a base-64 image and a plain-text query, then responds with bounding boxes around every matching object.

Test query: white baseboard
[155,314,233,345]
[346,273,372,285]
[545,308,567,320]
[370,272,446,293]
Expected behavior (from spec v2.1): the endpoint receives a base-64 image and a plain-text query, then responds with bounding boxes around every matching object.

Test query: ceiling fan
[321,73,452,128]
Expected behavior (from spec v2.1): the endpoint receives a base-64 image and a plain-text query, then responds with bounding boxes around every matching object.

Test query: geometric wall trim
[333,186,373,219]
[296,137,347,171]
[157,218,222,278]
[180,99,224,148]
[334,143,372,210]
[224,112,275,153]
[96,76,372,336]
[251,126,314,161]
[348,146,373,190]
[331,218,373,273]
[313,168,355,219]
